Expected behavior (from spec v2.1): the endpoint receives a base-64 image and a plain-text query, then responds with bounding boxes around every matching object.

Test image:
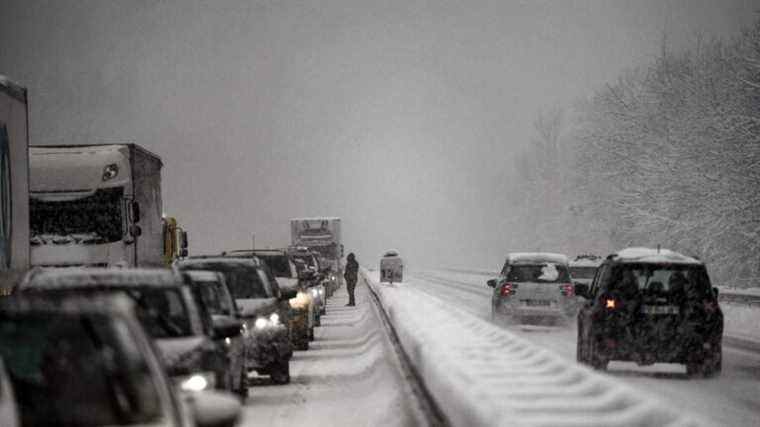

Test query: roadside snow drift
[363,269,703,427]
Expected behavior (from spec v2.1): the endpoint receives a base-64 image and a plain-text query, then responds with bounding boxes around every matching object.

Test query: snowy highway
[409,270,760,426]
[238,282,432,427]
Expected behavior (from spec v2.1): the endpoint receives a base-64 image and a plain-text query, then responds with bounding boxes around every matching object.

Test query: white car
[488,253,576,325]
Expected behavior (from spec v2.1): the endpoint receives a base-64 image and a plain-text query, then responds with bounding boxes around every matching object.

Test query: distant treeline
[511,17,760,286]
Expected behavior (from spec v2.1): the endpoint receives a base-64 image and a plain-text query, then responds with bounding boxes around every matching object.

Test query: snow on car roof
[179,256,261,266]
[569,257,603,267]
[612,247,702,264]
[0,293,135,316]
[21,268,181,290]
[507,252,569,265]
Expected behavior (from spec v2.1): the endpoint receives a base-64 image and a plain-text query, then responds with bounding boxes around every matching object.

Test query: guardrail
[442,268,760,307]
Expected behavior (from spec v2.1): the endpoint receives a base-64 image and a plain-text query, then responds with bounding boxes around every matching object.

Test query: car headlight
[270,312,280,325]
[102,163,119,181]
[255,317,269,329]
[177,372,216,392]
[310,288,319,298]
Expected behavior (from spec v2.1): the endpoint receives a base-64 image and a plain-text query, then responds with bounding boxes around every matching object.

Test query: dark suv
[575,247,723,377]
[176,256,296,384]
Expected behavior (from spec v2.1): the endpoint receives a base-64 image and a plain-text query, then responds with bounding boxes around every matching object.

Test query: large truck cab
[0,76,30,290]
[29,144,163,268]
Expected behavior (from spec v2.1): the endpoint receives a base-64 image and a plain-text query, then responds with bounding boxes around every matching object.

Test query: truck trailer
[0,76,30,290]
[29,144,163,268]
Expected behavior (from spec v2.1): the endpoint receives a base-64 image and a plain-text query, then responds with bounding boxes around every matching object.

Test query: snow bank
[362,269,703,427]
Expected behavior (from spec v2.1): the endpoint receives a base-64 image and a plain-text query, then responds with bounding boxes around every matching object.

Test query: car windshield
[506,264,571,283]
[608,264,713,298]
[570,266,597,280]
[257,255,292,278]
[30,187,124,245]
[181,262,272,299]
[0,312,162,426]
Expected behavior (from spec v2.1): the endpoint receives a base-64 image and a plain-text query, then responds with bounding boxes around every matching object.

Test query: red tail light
[500,283,517,297]
[559,283,574,297]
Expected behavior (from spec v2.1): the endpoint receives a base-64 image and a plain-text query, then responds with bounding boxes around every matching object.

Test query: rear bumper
[592,330,722,364]
[494,298,575,318]
[244,325,292,369]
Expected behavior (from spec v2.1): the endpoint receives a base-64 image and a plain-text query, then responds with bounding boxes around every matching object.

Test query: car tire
[269,359,291,384]
[308,327,315,342]
[687,344,722,378]
[315,314,321,327]
[588,337,608,371]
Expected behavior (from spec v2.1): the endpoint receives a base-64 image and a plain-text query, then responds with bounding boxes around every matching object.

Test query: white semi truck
[29,144,164,268]
[0,76,30,290]
[290,217,343,278]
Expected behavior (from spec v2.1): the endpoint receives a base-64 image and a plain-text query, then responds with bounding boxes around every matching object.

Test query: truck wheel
[269,359,291,385]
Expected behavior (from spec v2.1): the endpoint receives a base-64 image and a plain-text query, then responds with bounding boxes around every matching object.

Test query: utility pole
[252,233,256,251]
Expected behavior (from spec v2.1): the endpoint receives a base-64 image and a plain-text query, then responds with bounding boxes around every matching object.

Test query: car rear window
[0,313,162,426]
[506,264,571,283]
[608,264,713,297]
[181,262,272,299]
[257,255,292,278]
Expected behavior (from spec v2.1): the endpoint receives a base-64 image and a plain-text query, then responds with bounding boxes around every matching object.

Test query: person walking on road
[344,253,359,306]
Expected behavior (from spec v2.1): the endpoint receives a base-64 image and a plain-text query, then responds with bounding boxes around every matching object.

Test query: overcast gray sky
[1,0,756,268]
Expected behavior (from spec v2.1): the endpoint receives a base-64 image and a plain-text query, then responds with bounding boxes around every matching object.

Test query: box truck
[290,217,342,277]
[0,76,30,290]
[29,144,163,268]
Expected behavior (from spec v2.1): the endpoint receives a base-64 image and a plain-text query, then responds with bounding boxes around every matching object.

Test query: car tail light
[605,298,616,309]
[500,282,518,297]
[559,283,574,297]
[703,300,718,314]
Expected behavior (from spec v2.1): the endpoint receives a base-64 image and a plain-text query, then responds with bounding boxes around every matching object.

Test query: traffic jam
[1,2,759,425]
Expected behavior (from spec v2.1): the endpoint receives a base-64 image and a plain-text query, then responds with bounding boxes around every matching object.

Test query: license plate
[641,305,679,315]
[524,300,551,307]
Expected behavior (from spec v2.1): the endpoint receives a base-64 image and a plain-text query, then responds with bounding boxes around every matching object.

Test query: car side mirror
[187,390,241,427]
[487,279,497,288]
[180,231,189,249]
[574,283,590,299]
[212,317,243,339]
[712,287,719,298]
[129,224,142,237]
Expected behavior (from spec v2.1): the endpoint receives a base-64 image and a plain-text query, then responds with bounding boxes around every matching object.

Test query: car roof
[20,268,182,290]
[383,249,400,257]
[178,256,262,267]
[608,247,702,265]
[507,252,569,265]
[569,256,603,267]
[0,293,135,316]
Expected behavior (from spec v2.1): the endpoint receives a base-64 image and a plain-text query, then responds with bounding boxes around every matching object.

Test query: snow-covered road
[237,282,430,427]
[410,270,760,426]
